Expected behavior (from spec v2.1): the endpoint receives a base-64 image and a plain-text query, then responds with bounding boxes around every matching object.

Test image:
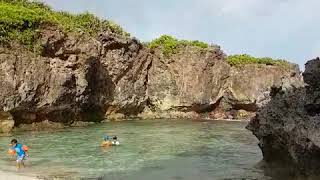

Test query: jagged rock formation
[0,27,151,132]
[215,64,300,119]
[247,58,320,174]
[0,25,300,132]
[141,46,229,119]
[141,47,299,119]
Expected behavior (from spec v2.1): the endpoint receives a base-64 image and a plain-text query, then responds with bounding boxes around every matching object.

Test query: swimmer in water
[101,135,112,147]
[111,136,120,146]
[101,135,120,147]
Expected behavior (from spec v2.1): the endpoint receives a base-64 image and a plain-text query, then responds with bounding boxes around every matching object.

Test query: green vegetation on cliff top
[0,0,292,68]
[0,0,129,49]
[147,36,290,67]
[227,54,291,67]
[147,35,209,57]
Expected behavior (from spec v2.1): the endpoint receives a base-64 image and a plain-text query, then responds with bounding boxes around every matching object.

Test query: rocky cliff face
[219,64,300,119]
[141,46,229,119]
[0,26,299,132]
[247,58,320,174]
[142,48,300,119]
[0,27,151,132]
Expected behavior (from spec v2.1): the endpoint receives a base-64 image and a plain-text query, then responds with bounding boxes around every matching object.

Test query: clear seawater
[0,119,277,179]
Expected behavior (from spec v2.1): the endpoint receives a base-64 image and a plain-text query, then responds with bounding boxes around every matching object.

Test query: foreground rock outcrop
[247,58,320,174]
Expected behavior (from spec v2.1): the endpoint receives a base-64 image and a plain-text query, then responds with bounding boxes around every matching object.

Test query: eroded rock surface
[247,58,320,174]
[0,27,151,131]
[0,26,301,132]
[145,46,228,116]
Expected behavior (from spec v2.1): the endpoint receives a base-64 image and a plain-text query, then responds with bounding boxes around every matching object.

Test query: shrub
[148,35,209,56]
[148,35,178,56]
[226,54,290,67]
[0,0,129,50]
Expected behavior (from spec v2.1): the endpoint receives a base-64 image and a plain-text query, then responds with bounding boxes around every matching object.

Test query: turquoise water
[0,119,266,180]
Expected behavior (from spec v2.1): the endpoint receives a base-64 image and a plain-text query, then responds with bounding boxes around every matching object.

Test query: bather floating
[101,135,120,147]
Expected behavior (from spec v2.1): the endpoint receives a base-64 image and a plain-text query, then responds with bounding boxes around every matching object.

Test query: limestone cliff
[0,27,151,132]
[141,47,300,119]
[141,45,229,119]
[221,64,300,119]
[0,26,300,132]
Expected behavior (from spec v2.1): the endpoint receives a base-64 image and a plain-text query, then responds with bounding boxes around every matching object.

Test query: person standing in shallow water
[10,139,28,169]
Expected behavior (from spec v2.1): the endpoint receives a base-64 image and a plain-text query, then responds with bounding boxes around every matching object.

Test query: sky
[41,0,320,70]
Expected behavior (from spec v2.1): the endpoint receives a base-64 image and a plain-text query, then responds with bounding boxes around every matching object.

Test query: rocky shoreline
[247,57,320,175]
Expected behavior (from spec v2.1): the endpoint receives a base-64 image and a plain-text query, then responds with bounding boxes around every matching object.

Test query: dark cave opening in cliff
[232,103,258,112]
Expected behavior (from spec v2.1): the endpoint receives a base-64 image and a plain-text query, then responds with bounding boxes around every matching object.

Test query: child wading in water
[10,139,28,169]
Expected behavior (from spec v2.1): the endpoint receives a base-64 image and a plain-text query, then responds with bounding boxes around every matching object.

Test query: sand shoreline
[0,170,37,180]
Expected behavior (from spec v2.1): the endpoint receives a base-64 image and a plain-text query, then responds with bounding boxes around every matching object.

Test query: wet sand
[0,170,36,180]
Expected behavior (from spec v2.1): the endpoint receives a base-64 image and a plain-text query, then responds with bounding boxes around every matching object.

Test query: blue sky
[41,0,320,70]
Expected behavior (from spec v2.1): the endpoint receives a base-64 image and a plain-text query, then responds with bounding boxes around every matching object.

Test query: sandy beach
[0,170,37,180]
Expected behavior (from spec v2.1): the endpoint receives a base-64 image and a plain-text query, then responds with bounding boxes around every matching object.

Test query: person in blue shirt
[104,135,110,141]
[10,139,27,169]
[101,135,111,147]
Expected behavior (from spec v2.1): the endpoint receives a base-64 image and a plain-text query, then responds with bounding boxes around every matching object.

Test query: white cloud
[216,0,261,15]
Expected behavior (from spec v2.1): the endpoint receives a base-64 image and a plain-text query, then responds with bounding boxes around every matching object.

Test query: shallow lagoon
[0,119,269,180]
